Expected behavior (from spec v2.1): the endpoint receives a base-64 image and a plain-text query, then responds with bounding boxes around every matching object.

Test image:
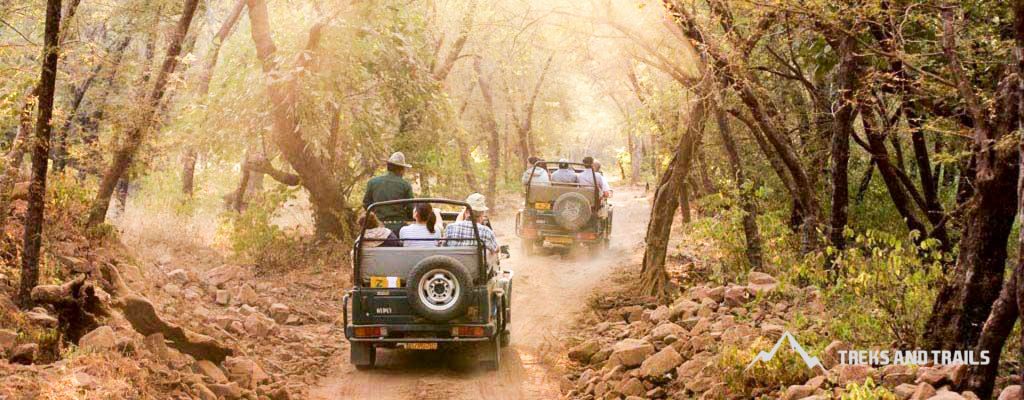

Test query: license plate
[369,276,401,288]
[534,202,551,210]
[403,342,438,350]
[547,236,574,244]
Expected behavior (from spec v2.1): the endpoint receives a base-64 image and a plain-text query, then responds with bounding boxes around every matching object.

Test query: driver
[362,152,415,236]
[444,193,499,255]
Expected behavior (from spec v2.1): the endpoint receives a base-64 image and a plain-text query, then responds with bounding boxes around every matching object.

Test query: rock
[669,299,700,321]
[649,305,670,323]
[79,326,117,352]
[999,386,1022,400]
[928,392,965,400]
[215,290,230,305]
[26,310,57,328]
[184,288,202,301]
[782,384,815,400]
[620,306,644,323]
[224,357,269,390]
[909,383,936,400]
[805,375,826,390]
[9,343,37,364]
[917,367,947,386]
[616,377,645,397]
[167,269,189,284]
[208,382,243,399]
[822,340,851,369]
[646,387,666,398]
[195,360,228,383]
[706,286,725,303]
[144,333,172,361]
[607,338,654,368]
[269,303,290,324]
[940,363,968,386]
[748,272,778,293]
[569,339,601,363]
[164,283,183,297]
[638,346,683,378]
[676,359,703,378]
[0,329,16,354]
[834,364,873,386]
[590,347,612,365]
[961,391,980,400]
[203,265,243,288]
[243,313,276,337]
[895,384,917,399]
[650,322,687,341]
[723,286,750,307]
[194,383,218,400]
[235,284,259,306]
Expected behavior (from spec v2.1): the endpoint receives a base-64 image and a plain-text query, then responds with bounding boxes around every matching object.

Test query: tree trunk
[965,261,1022,399]
[628,130,642,185]
[86,0,200,228]
[641,94,706,300]
[19,0,62,307]
[715,105,762,268]
[473,57,500,208]
[678,183,691,223]
[855,159,875,203]
[828,33,860,254]
[182,0,246,196]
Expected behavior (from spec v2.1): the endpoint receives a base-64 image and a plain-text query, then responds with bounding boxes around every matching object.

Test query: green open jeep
[515,161,613,255]
[344,198,513,370]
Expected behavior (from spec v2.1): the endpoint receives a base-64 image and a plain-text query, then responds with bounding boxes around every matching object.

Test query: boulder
[71,370,97,388]
[79,326,117,352]
[26,310,58,328]
[939,363,968,386]
[243,313,276,337]
[590,347,612,365]
[569,339,601,363]
[650,322,687,341]
[895,384,917,400]
[638,346,683,378]
[607,338,655,368]
[782,384,815,400]
[235,284,259,306]
[194,383,218,400]
[203,265,243,288]
[909,383,936,400]
[834,364,874,386]
[167,269,189,284]
[619,306,644,323]
[917,367,947,386]
[723,286,750,307]
[215,290,230,305]
[269,303,290,324]
[648,305,670,323]
[669,299,700,321]
[164,283,183,298]
[928,392,965,400]
[9,343,38,364]
[208,382,243,399]
[999,386,1022,400]
[195,360,228,383]
[615,377,645,397]
[224,357,270,390]
[676,359,703,378]
[961,391,980,400]
[748,272,778,293]
[821,340,851,369]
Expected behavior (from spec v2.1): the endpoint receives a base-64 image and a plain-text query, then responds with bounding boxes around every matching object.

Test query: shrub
[220,186,302,272]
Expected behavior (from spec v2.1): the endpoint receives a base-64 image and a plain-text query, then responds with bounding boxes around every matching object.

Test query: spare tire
[407,255,472,322]
[553,192,592,231]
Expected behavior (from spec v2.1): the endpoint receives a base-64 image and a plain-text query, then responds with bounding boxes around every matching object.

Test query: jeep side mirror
[499,245,511,259]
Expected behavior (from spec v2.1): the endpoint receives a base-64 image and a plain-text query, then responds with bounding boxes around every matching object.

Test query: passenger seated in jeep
[521,156,550,186]
[399,203,441,247]
[358,213,400,247]
[550,159,579,184]
[444,193,499,254]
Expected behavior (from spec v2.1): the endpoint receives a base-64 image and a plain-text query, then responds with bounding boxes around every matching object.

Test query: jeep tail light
[576,232,598,240]
[354,327,387,337]
[451,326,485,337]
[522,228,538,238]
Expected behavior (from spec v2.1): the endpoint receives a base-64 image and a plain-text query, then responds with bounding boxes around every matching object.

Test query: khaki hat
[465,193,489,212]
[385,152,412,168]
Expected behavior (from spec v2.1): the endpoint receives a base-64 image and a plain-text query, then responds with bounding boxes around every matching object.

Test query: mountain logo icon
[746,331,824,371]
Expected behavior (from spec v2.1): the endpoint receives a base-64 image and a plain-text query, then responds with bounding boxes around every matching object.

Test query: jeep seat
[526,184,597,204]
[359,246,484,284]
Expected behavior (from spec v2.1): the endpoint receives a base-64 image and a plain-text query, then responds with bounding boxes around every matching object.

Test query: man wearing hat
[444,193,499,255]
[363,152,415,236]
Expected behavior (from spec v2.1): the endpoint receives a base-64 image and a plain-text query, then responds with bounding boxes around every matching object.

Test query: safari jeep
[344,199,513,370]
[516,161,613,255]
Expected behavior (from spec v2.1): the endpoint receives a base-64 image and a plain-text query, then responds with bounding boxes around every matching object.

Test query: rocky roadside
[0,233,349,399]
[561,270,1022,400]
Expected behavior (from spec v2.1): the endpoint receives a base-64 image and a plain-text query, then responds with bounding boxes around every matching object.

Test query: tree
[19,0,63,307]
[85,0,201,228]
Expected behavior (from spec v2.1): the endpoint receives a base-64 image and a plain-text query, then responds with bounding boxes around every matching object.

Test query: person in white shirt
[592,160,613,199]
[399,203,441,247]
[521,156,550,186]
[577,156,608,194]
[550,159,579,184]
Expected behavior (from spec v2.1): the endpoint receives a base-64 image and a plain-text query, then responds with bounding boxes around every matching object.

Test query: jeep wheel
[351,343,376,370]
[407,256,472,322]
[553,192,592,231]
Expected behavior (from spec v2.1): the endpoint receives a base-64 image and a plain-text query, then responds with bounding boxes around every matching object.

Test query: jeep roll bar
[523,160,601,212]
[357,198,486,286]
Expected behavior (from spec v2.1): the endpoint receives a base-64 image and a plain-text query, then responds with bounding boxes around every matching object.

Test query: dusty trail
[310,187,650,400]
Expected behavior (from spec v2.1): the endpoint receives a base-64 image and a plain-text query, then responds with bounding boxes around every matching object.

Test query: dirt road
[310,188,650,400]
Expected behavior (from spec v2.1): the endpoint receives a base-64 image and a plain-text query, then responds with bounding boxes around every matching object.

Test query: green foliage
[841,378,896,400]
[717,337,816,397]
[220,186,302,272]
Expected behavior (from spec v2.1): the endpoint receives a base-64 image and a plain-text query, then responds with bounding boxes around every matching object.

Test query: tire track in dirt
[310,188,650,400]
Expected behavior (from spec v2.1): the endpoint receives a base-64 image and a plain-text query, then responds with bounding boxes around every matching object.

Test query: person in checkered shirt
[443,193,499,254]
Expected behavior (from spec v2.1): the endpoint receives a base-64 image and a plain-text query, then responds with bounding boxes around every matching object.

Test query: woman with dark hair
[399,203,440,247]
[359,212,400,247]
